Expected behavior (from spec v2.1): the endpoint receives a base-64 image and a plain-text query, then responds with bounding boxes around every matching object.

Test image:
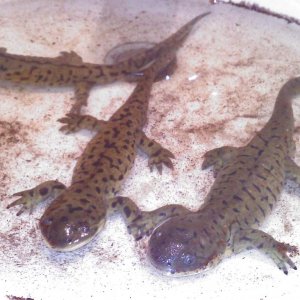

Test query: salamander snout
[148,214,227,275]
[39,189,106,251]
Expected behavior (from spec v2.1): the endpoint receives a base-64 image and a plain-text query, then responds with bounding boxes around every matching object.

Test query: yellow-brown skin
[7,13,210,251]
[147,78,300,275]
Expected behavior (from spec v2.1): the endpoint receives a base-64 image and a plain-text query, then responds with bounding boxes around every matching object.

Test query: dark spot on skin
[242,187,255,200]
[233,207,240,213]
[124,206,131,218]
[227,170,237,176]
[256,173,267,181]
[80,198,89,205]
[117,197,124,205]
[218,213,225,219]
[257,204,266,217]
[75,189,82,193]
[39,187,49,196]
[113,127,120,138]
[240,236,252,242]
[118,175,124,181]
[102,177,108,182]
[252,183,261,193]
[233,195,243,202]
[266,186,277,200]
[126,120,133,127]
[152,150,161,157]
[95,187,101,193]
[222,200,228,206]
[67,204,84,213]
[257,242,264,249]
[29,190,34,197]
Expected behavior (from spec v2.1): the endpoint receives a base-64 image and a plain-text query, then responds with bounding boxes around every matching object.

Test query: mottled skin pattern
[0,48,151,114]
[7,13,210,251]
[132,78,300,275]
[0,12,209,114]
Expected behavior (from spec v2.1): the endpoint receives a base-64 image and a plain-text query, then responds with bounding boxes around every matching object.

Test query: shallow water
[0,0,300,299]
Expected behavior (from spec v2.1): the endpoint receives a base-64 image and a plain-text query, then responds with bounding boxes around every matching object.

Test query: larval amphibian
[129,78,300,275]
[0,12,208,114]
[7,13,210,251]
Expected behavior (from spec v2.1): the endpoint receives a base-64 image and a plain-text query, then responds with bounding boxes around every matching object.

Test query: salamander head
[39,188,106,251]
[148,214,228,275]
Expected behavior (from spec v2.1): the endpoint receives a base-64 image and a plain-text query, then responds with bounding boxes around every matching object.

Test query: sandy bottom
[1,0,300,299]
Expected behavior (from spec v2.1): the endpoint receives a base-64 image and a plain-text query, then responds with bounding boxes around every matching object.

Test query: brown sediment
[0,120,26,146]
[0,120,29,199]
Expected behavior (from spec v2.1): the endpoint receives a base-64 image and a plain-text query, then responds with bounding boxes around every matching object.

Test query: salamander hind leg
[202,146,239,177]
[138,132,175,174]
[7,180,66,216]
[231,227,298,274]
[58,114,106,134]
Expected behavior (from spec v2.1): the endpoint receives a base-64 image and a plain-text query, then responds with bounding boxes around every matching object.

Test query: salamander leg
[202,146,239,177]
[7,180,66,216]
[70,81,94,114]
[231,227,298,274]
[107,196,190,241]
[284,157,300,186]
[56,51,83,65]
[127,204,191,241]
[138,131,175,174]
[58,114,106,134]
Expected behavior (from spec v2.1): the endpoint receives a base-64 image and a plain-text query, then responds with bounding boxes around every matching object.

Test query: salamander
[127,77,300,275]
[7,13,210,251]
[0,12,209,114]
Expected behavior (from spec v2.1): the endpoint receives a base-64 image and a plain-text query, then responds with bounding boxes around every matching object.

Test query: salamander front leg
[107,196,190,241]
[202,146,239,177]
[138,131,175,174]
[70,81,94,114]
[231,227,298,274]
[58,114,106,134]
[7,180,66,216]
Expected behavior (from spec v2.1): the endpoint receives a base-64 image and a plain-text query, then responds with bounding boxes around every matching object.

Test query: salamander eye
[182,253,196,266]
